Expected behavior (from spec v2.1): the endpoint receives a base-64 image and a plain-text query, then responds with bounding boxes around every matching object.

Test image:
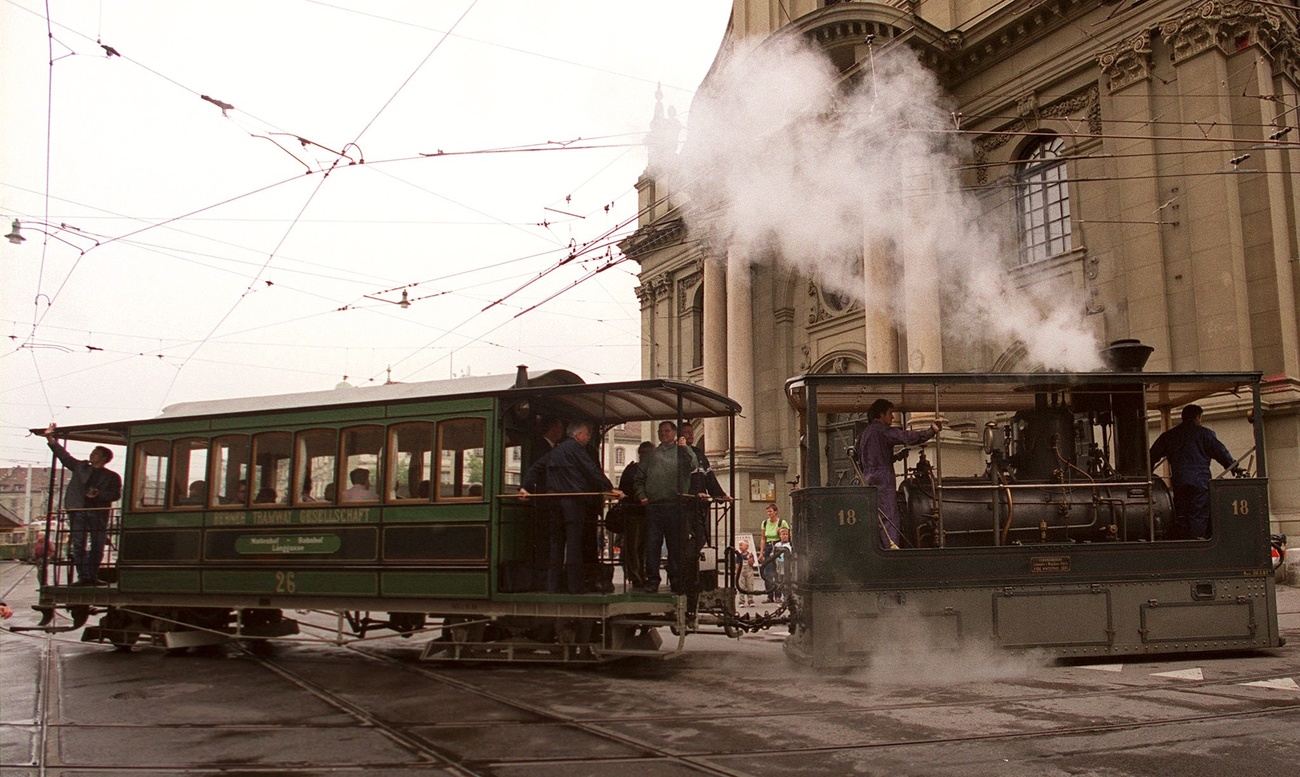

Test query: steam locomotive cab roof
[784,371,1263,415]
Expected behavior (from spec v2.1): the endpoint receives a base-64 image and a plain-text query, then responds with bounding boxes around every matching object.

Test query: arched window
[1015,135,1072,265]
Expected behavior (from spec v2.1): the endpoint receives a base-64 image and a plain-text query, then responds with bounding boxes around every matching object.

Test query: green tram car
[784,351,1285,667]
[31,369,740,662]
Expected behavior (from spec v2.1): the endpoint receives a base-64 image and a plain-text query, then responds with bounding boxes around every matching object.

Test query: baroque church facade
[621,0,1300,536]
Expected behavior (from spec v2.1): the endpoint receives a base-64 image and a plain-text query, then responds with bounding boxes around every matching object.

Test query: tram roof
[35,370,740,446]
[785,371,1263,415]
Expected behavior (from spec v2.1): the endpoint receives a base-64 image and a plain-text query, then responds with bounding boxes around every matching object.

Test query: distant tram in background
[784,341,1284,667]
[26,369,741,661]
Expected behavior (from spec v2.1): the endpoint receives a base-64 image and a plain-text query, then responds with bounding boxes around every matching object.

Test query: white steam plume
[662,35,1101,371]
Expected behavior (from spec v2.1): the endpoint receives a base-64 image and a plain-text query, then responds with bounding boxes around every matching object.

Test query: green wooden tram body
[783,369,1284,667]
[34,371,741,658]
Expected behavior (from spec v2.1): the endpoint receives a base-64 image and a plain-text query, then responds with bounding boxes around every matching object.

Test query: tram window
[294,429,337,504]
[212,435,251,507]
[133,440,170,509]
[170,438,209,507]
[252,431,292,505]
[438,418,486,500]
[389,423,434,501]
[502,429,523,489]
[341,425,383,503]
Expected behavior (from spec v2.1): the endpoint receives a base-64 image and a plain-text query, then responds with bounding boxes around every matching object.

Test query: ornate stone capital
[1098,29,1154,94]
[1161,1,1293,71]
[634,273,673,306]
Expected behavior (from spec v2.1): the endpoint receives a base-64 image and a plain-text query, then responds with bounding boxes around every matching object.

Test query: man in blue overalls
[1149,404,1236,539]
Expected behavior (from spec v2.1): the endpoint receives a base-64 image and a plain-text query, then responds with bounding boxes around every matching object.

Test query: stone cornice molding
[619,218,686,263]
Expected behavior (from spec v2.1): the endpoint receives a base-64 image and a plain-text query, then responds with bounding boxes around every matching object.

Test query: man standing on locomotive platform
[520,421,622,595]
[616,441,654,590]
[680,422,728,556]
[854,400,939,550]
[43,424,122,585]
[1149,404,1237,540]
[634,420,698,594]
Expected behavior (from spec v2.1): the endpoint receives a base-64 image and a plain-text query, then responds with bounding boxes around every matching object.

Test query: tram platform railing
[33,507,120,589]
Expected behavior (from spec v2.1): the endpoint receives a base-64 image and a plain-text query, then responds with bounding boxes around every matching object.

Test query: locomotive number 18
[838,509,857,526]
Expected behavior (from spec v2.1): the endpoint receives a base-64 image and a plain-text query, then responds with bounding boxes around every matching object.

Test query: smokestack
[1100,339,1154,373]
[514,365,529,388]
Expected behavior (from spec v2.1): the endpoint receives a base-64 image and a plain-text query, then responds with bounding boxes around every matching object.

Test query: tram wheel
[98,609,141,650]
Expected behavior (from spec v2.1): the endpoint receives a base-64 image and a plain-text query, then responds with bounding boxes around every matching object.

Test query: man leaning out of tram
[520,421,623,594]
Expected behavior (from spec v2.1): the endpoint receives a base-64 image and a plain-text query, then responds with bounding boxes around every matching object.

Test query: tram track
[324,634,1300,773]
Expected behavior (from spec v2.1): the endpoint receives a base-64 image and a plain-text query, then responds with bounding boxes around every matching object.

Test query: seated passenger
[178,480,207,505]
[254,486,277,504]
[219,479,248,505]
[417,479,431,498]
[468,483,483,497]
[341,468,379,502]
[297,477,317,503]
[323,482,337,502]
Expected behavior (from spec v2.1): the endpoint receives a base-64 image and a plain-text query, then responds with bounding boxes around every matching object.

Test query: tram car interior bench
[783,344,1283,667]
[26,368,741,663]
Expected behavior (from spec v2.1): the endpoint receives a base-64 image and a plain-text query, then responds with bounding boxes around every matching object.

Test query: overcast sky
[0,0,732,465]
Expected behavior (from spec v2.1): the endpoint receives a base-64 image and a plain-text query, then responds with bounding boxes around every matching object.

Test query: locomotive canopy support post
[933,381,944,548]
[806,385,820,488]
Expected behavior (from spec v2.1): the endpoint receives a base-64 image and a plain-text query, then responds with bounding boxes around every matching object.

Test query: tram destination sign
[235,534,342,555]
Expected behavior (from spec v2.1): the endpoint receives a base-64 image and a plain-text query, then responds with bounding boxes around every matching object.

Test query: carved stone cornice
[619,218,686,263]
[971,84,1101,185]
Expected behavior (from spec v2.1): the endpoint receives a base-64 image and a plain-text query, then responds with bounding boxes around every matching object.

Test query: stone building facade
[623,0,1299,536]
[0,466,54,524]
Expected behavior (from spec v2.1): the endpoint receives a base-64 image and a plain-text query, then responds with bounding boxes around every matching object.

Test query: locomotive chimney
[1098,340,1154,476]
[514,365,529,388]
[1100,339,1154,372]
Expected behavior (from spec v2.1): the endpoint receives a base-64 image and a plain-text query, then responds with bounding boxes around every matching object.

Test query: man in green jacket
[633,421,697,593]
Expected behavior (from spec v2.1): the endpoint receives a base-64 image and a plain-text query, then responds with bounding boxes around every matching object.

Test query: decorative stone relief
[971,85,1101,185]
[677,270,703,311]
[807,280,863,324]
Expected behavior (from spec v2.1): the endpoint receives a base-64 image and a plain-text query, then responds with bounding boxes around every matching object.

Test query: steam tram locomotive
[783,344,1284,667]
[26,369,740,662]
